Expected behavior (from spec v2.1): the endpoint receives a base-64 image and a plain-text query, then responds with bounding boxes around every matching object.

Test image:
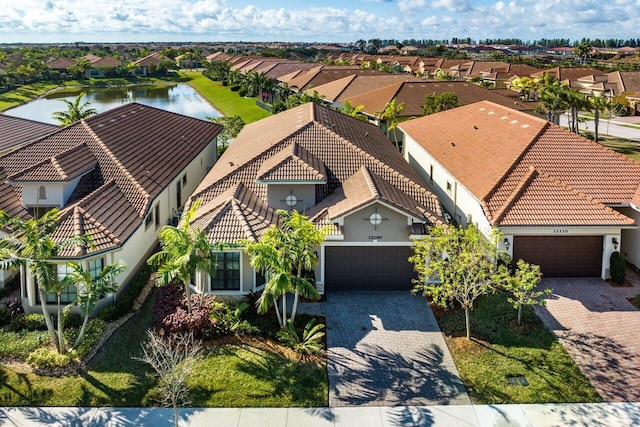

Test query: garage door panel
[513,236,602,277]
[325,246,415,290]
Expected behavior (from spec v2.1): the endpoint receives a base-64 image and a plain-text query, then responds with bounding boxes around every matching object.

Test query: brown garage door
[325,246,416,291]
[513,236,603,277]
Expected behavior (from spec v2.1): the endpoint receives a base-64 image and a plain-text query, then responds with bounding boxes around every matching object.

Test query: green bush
[0,330,50,357]
[238,87,248,97]
[9,313,47,331]
[610,251,626,284]
[64,318,106,358]
[205,301,259,339]
[98,263,154,322]
[26,347,77,369]
[229,85,240,92]
[612,103,631,116]
[276,318,325,358]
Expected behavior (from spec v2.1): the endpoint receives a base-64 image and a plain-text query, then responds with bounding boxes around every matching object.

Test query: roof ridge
[6,141,88,181]
[360,166,380,199]
[492,166,539,224]
[230,197,257,242]
[50,157,67,180]
[81,120,150,214]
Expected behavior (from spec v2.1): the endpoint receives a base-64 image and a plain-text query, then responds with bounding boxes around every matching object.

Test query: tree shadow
[0,369,54,406]
[384,406,435,427]
[328,342,467,406]
[548,403,640,427]
[557,331,640,402]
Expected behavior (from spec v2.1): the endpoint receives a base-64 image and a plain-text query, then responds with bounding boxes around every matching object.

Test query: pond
[4,84,221,125]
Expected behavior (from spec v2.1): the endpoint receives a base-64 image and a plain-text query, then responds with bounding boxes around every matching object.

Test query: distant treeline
[380,38,640,48]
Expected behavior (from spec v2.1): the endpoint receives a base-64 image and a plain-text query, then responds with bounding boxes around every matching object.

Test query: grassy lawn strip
[182,71,271,124]
[596,136,640,162]
[437,292,602,404]
[190,344,327,407]
[0,82,60,111]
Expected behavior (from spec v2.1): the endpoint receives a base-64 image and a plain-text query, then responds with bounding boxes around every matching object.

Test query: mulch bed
[605,278,633,287]
[629,298,640,310]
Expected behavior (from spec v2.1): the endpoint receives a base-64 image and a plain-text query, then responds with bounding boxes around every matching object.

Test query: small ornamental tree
[495,260,550,326]
[410,224,499,340]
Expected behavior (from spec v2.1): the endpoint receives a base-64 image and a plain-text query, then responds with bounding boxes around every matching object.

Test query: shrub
[9,313,47,331]
[4,297,24,319]
[98,263,154,322]
[610,251,626,284]
[221,80,228,86]
[0,330,50,357]
[229,85,240,92]
[64,318,107,358]
[276,318,325,359]
[153,283,214,338]
[612,103,630,116]
[0,308,11,327]
[27,347,77,369]
[238,87,248,97]
[205,301,259,339]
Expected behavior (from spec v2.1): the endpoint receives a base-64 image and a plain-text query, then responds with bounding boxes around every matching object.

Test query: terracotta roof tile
[0,103,222,257]
[402,100,640,227]
[0,115,57,153]
[256,143,327,183]
[190,103,445,242]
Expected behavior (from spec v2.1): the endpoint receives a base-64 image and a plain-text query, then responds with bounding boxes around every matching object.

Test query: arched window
[38,186,46,200]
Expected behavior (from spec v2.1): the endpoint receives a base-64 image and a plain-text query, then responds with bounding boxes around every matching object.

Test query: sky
[0,0,638,44]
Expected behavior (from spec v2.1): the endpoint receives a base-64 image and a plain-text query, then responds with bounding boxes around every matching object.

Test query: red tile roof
[0,103,222,256]
[189,103,444,243]
[401,101,640,227]
[0,115,57,153]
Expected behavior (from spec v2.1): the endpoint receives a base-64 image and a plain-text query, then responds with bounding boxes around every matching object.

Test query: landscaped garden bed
[433,292,602,404]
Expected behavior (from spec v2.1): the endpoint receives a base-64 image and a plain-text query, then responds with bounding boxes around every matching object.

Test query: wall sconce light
[612,237,619,251]
[504,237,510,251]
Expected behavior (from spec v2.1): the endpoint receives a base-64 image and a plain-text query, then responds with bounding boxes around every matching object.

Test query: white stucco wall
[618,206,640,269]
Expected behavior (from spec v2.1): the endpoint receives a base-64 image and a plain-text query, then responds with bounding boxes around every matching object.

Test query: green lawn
[0,82,60,111]
[0,294,327,407]
[190,345,327,407]
[596,136,640,162]
[437,292,602,404]
[182,71,271,124]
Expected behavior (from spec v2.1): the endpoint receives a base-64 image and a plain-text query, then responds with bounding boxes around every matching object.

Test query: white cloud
[0,0,638,43]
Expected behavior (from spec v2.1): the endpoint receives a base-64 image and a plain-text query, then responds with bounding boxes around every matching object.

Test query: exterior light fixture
[612,237,619,250]
[504,237,511,251]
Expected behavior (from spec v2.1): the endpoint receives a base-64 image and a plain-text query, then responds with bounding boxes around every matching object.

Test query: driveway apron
[301,292,470,407]
[534,275,640,402]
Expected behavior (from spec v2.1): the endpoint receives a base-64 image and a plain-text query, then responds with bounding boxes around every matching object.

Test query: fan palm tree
[0,209,92,354]
[147,199,223,314]
[64,260,126,350]
[52,93,97,127]
[377,98,406,151]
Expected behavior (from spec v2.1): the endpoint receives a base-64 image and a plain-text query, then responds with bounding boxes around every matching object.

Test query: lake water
[4,84,221,125]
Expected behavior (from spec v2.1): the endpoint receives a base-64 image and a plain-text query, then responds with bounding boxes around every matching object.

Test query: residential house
[184,103,445,295]
[85,56,123,78]
[308,74,423,104]
[132,52,166,76]
[0,104,222,312]
[466,64,542,88]
[281,66,383,92]
[47,57,76,76]
[401,101,640,278]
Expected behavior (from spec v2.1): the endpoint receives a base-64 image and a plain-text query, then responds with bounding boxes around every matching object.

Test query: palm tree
[535,74,567,124]
[244,210,325,327]
[338,101,367,121]
[376,98,406,151]
[52,93,97,127]
[573,41,592,64]
[562,89,589,134]
[508,76,539,101]
[590,94,611,142]
[0,209,92,354]
[147,199,222,314]
[65,260,126,350]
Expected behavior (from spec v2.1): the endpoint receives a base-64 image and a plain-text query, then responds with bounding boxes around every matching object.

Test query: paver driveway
[534,275,640,402]
[301,292,470,407]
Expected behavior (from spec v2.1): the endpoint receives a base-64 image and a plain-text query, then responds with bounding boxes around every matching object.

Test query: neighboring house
[530,66,604,83]
[0,115,57,155]
[47,57,76,75]
[85,57,122,78]
[205,52,231,62]
[401,101,640,279]
[0,103,222,312]
[185,103,445,295]
[281,66,383,92]
[309,74,422,104]
[466,64,542,88]
[132,52,165,76]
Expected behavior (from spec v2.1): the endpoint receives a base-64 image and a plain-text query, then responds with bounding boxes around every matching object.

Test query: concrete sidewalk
[1,403,639,426]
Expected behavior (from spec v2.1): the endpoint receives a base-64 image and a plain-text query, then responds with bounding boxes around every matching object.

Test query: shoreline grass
[181,71,271,123]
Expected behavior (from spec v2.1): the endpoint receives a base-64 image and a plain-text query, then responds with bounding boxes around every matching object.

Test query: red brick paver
[534,273,640,402]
